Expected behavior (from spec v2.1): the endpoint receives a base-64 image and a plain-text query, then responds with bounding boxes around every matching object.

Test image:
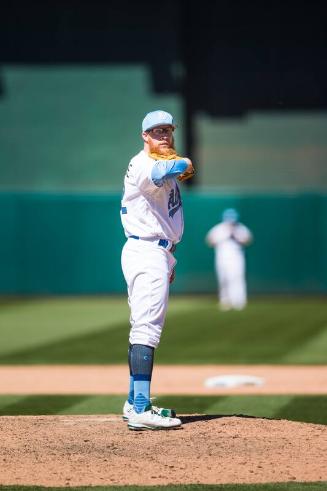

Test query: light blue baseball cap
[142,110,176,132]
[222,208,239,222]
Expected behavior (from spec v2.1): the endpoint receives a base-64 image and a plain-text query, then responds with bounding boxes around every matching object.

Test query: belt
[129,235,176,253]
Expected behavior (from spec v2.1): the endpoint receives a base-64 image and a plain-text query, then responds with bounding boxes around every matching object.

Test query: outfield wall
[1,191,326,294]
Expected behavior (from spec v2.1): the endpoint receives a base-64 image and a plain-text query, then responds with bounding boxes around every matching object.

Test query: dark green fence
[1,191,326,294]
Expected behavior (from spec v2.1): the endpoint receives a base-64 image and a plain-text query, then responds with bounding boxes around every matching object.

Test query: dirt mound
[0,414,326,486]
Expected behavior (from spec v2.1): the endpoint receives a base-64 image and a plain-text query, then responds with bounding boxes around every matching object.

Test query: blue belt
[129,235,176,253]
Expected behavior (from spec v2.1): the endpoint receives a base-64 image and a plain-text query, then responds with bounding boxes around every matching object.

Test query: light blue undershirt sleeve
[151,159,188,187]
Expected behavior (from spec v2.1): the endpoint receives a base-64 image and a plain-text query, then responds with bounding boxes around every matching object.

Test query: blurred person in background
[205,208,253,311]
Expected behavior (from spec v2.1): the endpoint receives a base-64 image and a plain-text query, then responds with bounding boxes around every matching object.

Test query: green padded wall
[0,192,326,294]
[0,192,125,294]
[179,192,327,293]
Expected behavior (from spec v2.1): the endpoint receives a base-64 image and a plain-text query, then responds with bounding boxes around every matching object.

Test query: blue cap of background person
[142,110,175,132]
[222,208,239,223]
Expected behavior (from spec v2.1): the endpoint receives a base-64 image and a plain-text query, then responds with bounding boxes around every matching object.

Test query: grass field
[0,393,326,425]
[0,295,326,491]
[0,295,326,425]
[0,295,326,365]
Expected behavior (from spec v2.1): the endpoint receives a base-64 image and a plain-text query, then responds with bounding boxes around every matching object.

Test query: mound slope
[0,414,326,486]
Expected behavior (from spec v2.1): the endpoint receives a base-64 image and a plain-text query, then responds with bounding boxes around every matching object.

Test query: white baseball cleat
[127,407,182,431]
[122,400,176,421]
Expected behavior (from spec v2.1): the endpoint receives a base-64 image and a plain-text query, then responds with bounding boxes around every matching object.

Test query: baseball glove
[148,152,195,182]
[177,165,195,182]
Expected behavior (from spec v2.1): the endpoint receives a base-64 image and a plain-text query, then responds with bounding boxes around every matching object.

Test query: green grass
[0,296,326,364]
[1,483,327,490]
[0,394,326,425]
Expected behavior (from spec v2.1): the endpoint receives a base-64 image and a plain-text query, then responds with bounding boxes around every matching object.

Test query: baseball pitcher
[120,110,194,430]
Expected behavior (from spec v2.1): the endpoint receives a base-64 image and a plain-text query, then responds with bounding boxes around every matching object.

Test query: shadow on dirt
[180,413,274,425]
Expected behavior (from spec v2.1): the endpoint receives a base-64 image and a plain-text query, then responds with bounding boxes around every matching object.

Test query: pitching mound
[0,414,326,486]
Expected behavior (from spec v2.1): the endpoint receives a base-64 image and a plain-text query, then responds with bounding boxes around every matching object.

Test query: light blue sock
[128,376,134,405]
[133,378,151,413]
[130,344,154,414]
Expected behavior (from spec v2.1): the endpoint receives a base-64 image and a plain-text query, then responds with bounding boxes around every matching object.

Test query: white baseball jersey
[120,150,184,244]
[206,221,252,309]
[206,222,252,260]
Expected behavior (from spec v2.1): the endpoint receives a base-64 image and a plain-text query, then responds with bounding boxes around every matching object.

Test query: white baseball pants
[216,253,247,310]
[121,238,176,348]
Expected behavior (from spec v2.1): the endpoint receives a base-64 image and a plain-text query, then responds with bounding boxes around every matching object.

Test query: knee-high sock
[130,344,154,413]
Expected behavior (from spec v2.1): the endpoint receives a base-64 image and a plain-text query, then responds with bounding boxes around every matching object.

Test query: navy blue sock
[130,344,154,413]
